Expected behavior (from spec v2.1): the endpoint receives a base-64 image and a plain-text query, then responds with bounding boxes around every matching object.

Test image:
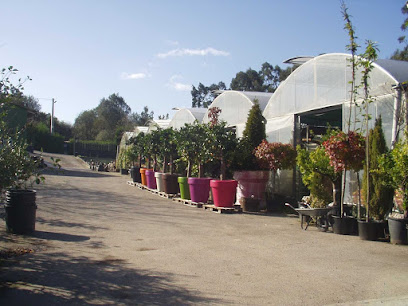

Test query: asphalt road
[1,152,408,305]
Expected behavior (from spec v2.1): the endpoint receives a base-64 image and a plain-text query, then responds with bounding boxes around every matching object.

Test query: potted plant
[359,117,394,240]
[322,130,365,235]
[160,128,180,195]
[231,100,269,212]
[0,67,59,234]
[177,123,212,203]
[254,140,297,212]
[142,133,156,189]
[378,134,408,244]
[207,107,238,208]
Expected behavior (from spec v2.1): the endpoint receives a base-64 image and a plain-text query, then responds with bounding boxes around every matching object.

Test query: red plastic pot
[188,177,211,203]
[145,170,157,189]
[210,180,238,207]
[233,171,269,205]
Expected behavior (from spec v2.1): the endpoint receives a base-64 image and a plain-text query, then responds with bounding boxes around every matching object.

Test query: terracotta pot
[163,173,179,194]
[233,171,269,206]
[210,180,238,207]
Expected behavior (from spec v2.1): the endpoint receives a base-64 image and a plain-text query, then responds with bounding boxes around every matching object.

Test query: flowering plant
[322,131,365,173]
[254,140,296,171]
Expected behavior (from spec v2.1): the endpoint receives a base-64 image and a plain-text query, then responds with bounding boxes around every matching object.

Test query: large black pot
[130,167,141,183]
[120,168,129,175]
[4,189,37,234]
[358,220,387,241]
[332,216,357,235]
[388,217,408,245]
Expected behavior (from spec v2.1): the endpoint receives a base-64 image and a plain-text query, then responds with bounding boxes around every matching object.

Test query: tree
[73,109,98,140]
[390,3,408,61]
[259,62,294,93]
[94,93,131,139]
[130,106,154,126]
[231,99,266,171]
[158,113,169,120]
[191,82,226,108]
[362,117,394,220]
[230,68,263,92]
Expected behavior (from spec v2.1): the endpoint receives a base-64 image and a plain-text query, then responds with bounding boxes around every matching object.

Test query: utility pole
[50,98,57,134]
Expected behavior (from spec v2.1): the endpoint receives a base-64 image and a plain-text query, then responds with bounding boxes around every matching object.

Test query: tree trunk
[332,178,341,207]
[198,164,204,178]
[220,154,226,180]
[170,155,174,175]
[187,160,191,177]
[163,156,168,173]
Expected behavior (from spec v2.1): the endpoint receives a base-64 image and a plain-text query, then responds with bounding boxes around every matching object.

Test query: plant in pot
[0,67,59,234]
[177,122,212,203]
[359,117,394,240]
[378,134,408,244]
[117,147,129,175]
[142,133,157,189]
[231,100,269,212]
[296,144,341,208]
[206,107,238,208]
[160,128,180,195]
[322,130,365,235]
[254,140,297,212]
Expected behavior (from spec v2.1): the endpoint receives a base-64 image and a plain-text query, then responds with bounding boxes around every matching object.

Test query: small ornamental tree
[160,128,178,174]
[232,99,266,171]
[254,140,296,196]
[362,117,394,220]
[323,130,365,216]
[129,132,145,167]
[378,136,408,219]
[207,107,237,180]
[177,123,211,177]
[297,145,341,207]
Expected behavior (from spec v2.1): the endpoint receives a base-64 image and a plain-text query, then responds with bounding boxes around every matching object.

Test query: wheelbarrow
[285,203,334,231]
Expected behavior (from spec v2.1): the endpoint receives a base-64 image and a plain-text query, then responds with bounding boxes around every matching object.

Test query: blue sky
[0,0,405,124]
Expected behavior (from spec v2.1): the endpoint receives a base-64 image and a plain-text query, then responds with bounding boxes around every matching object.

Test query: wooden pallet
[203,204,242,214]
[127,181,136,186]
[172,198,204,208]
[157,191,178,199]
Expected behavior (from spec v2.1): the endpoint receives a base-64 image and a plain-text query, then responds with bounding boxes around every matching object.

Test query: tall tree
[73,109,98,140]
[130,106,154,126]
[191,82,226,108]
[230,68,263,92]
[391,3,408,61]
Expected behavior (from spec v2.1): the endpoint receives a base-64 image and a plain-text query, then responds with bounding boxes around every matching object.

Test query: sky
[0,0,405,125]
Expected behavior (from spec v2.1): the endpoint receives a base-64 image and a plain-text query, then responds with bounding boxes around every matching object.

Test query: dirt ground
[1,152,408,305]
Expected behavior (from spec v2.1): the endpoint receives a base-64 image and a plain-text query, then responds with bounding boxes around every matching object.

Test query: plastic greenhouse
[168,108,207,129]
[262,53,408,202]
[203,90,272,137]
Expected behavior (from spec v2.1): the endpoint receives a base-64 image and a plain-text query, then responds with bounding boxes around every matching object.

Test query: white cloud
[157,47,230,59]
[167,75,191,92]
[121,72,147,80]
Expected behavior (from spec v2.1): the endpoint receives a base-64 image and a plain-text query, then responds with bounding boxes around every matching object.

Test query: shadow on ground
[0,251,220,305]
[41,167,112,178]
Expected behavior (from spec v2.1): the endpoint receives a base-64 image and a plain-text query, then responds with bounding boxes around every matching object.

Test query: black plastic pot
[332,216,357,235]
[4,189,37,234]
[240,197,260,212]
[358,220,387,241]
[120,168,128,175]
[388,217,408,245]
[130,167,141,183]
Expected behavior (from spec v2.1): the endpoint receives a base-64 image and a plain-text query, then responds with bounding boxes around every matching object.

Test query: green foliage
[26,122,65,153]
[297,145,340,206]
[191,82,226,108]
[378,136,408,215]
[129,106,154,126]
[176,123,212,177]
[232,99,266,171]
[362,117,394,220]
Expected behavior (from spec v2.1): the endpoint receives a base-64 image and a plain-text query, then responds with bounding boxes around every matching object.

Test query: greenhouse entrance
[294,105,342,200]
[295,105,342,148]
